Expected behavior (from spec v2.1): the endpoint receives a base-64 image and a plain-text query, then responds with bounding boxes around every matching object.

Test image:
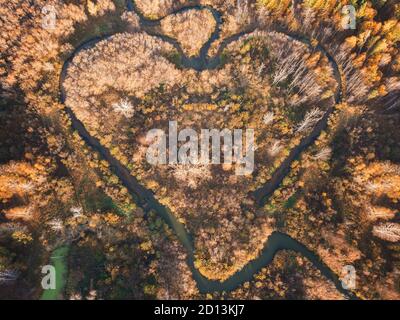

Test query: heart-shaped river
[58,1,355,298]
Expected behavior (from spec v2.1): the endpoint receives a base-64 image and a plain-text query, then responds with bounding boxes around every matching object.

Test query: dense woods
[160,9,217,57]
[0,0,399,300]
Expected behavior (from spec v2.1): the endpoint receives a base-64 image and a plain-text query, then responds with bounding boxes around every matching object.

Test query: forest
[0,0,399,300]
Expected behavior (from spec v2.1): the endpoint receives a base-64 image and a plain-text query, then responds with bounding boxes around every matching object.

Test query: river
[42,0,356,299]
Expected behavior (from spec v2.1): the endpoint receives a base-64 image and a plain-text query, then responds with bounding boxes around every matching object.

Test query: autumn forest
[0,0,400,301]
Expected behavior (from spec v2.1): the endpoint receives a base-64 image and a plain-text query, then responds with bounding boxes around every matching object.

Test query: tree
[0,270,19,284]
[170,163,212,189]
[47,219,64,233]
[296,108,325,133]
[268,33,323,103]
[263,112,274,125]
[373,223,400,242]
[112,98,135,118]
[268,140,282,157]
[160,9,217,57]
[313,147,332,161]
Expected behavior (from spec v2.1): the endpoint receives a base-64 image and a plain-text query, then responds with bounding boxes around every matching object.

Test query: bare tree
[272,47,304,85]
[47,219,64,233]
[258,62,266,77]
[365,181,395,193]
[263,112,274,125]
[70,206,84,217]
[313,147,332,161]
[268,140,282,157]
[333,46,368,103]
[112,98,135,118]
[69,292,83,300]
[0,270,19,284]
[86,289,97,300]
[235,0,250,24]
[373,223,400,242]
[296,108,325,133]
[4,205,34,220]
[268,33,322,103]
[367,206,396,221]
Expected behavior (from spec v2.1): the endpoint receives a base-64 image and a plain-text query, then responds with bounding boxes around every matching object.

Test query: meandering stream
[43,0,356,299]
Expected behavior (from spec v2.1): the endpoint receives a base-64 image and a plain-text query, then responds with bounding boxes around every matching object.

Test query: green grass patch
[41,246,70,300]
